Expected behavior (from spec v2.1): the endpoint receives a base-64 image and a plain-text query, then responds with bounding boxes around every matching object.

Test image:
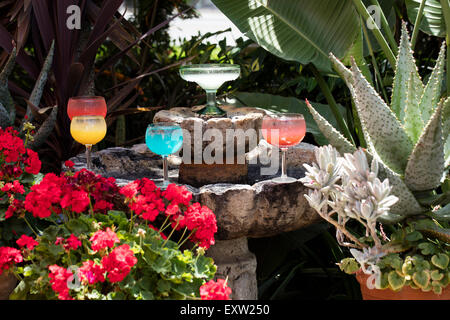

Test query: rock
[206,238,257,300]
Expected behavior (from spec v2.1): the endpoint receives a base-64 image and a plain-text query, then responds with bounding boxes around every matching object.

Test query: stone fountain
[69,64,321,299]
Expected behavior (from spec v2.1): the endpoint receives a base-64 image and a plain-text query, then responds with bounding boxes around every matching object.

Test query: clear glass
[261,113,306,183]
[179,64,240,115]
[145,122,183,188]
[70,116,107,170]
[67,96,107,120]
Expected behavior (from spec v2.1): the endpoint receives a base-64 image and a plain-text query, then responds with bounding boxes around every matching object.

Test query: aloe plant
[0,41,57,149]
[306,22,449,224]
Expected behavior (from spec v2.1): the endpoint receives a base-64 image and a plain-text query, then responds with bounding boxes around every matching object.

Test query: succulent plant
[306,22,449,225]
[0,41,57,149]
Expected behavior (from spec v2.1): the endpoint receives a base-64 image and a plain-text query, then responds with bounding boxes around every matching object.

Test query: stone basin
[69,139,320,299]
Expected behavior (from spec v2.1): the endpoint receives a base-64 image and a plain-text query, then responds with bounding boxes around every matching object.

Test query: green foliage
[13,212,216,300]
[0,42,57,149]
[314,24,448,219]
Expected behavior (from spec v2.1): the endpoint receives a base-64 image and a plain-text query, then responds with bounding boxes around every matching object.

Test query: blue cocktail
[145,122,183,187]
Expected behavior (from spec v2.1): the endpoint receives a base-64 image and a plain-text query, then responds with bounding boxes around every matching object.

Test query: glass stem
[206,90,217,108]
[163,156,169,184]
[281,147,288,179]
[86,144,92,171]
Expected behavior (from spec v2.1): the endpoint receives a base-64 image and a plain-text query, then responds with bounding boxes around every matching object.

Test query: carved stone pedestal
[206,237,257,300]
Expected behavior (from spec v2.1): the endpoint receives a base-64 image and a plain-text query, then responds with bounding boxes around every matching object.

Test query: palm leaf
[211,0,360,71]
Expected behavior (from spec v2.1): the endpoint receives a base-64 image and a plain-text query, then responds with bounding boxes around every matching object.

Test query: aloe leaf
[443,97,450,166]
[305,99,356,154]
[23,40,55,123]
[377,158,424,216]
[28,106,58,149]
[405,98,445,191]
[350,58,413,174]
[419,41,446,124]
[329,52,354,94]
[404,71,425,143]
[0,47,17,122]
[390,22,424,123]
[0,101,11,128]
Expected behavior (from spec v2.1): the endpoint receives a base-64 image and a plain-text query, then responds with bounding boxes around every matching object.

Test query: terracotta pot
[0,272,17,300]
[356,270,450,300]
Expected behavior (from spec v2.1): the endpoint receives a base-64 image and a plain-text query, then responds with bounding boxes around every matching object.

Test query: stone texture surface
[206,238,257,300]
[0,273,17,300]
[153,105,266,158]
[69,140,320,239]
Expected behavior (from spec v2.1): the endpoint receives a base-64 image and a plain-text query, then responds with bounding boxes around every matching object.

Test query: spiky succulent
[0,41,57,149]
[306,22,449,225]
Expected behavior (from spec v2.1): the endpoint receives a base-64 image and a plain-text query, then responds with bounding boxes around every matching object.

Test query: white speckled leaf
[329,52,354,89]
[362,132,423,216]
[405,99,445,190]
[442,96,450,167]
[350,59,413,174]
[404,72,424,143]
[377,158,424,215]
[391,22,424,122]
[305,100,357,154]
[420,42,446,124]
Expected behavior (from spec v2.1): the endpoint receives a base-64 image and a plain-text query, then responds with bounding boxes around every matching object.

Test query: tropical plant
[301,23,449,294]
[0,43,57,150]
[301,145,449,294]
[0,0,193,172]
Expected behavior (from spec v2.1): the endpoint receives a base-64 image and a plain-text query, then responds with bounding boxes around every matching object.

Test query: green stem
[440,0,450,95]
[23,216,38,237]
[177,227,188,245]
[162,219,180,247]
[309,64,355,145]
[411,0,427,49]
[177,228,197,249]
[361,20,389,103]
[369,0,398,55]
[159,215,171,233]
[352,0,397,69]
[129,210,134,233]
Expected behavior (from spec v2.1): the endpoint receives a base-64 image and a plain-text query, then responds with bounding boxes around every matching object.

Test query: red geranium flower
[16,235,39,251]
[78,260,106,285]
[64,160,74,168]
[101,244,137,283]
[184,203,217,249]
[200,279,232,300]
[24,149,41,174]
[89,227,120,252]
[48,265,73,300]
[0,247,23,275]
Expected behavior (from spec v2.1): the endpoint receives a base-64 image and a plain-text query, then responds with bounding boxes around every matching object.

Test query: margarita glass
[68,96,107,170]
[146,122,183,188]
[261,113,306,183]
[179,64,240,115]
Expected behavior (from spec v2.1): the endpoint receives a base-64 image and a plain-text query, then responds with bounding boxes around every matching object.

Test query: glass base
[271,176,297,184]
[155,179,172,189]
[196,105,226,116]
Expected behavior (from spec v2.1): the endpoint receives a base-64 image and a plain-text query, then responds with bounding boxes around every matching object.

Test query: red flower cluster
[101,244,137,283]
[48,265,74,300]
[182,203,217,249]
[23,169,119,219]
[121,179,217,249]
[120,178,165,222]
[78,260,105,285]
[199,279,232,300]
[0,127,41,179]
[0,247,23,275]
[16,235,39,251]
[55,234,82,251]
[89,227,120,252]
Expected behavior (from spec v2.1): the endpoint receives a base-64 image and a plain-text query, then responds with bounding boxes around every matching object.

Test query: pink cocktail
[67,96,107,120]
[261,113,306,183]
